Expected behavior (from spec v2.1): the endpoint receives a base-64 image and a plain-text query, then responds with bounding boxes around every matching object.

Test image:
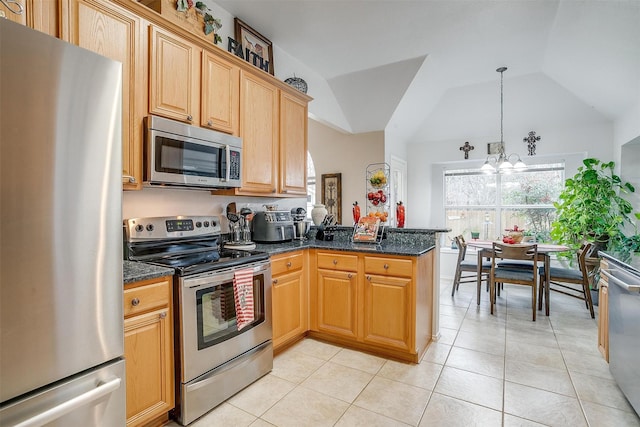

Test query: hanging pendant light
[482,67,526,173]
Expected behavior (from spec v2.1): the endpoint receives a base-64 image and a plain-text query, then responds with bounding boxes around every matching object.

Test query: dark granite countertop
[123,260,174,285]
[255,226,447,257]
[123,227,450,283]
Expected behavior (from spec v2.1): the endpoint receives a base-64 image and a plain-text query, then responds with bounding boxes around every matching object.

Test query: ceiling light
[482,67,527,174]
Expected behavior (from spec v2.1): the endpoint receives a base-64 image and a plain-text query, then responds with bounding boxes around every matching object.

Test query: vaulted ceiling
[215,0,640,141]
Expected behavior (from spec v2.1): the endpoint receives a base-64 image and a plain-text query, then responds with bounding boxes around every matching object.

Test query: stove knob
[135,224,144,233]
[195,221,202,228]
[146,224,154,231]
[210,219,217,227]
[204,221,210,227]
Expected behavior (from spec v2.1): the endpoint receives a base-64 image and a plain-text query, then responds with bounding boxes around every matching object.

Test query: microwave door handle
[223,144,231,182]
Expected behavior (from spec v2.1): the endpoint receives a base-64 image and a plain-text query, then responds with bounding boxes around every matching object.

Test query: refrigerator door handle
[13,378,122,427]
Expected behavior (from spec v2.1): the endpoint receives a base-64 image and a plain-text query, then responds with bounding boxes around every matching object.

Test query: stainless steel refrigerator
[0,20,125,426]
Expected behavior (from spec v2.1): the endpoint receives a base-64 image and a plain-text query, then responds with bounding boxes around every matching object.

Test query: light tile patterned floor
[167,280,640,426]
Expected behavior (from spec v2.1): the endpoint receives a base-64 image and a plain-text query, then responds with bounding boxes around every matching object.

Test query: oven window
[156,136,220,177]
[195,273,265,350]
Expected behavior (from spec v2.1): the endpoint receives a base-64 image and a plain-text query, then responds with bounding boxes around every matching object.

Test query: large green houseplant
[550,158,639,252]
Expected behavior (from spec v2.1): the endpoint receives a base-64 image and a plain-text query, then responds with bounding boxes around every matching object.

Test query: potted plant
[551,158,639,253]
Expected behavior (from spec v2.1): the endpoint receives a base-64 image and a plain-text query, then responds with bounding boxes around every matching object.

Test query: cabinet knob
[131,298,140,306]
[273,279,279,284]
[159,312,167,319]
[207,120,213,127]
[384,264,389,270]
[333,259,338,265]
[348,273,353,279]
[122,175,136,183]
[366,275,372,281]
[286,261,292,268]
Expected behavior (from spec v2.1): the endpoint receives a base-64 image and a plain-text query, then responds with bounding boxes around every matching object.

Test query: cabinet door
[201,52,239,135]
[272,269,306,349]
[149,25,201,125]
[238,70,278,195]
[124,308,174,427]
[2,0,58,36]
[279,91,307,195]
[65,0,145,189]
[363,274,413,351]
[317,269,358,339]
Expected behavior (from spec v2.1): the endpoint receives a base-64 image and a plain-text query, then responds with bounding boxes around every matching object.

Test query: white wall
[308,119,384,225]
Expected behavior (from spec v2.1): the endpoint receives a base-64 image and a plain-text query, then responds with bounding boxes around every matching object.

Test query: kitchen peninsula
[257,226,448,362]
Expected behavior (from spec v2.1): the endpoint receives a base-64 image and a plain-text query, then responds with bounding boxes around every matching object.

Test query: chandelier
[481,67,526,173]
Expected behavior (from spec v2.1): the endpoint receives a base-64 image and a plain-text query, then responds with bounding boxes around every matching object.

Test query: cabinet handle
[131,298,140,306]
[383,264,389,270]
[207,120,213,127]
[366,275,372,281]
[159,312,167,319]
[187,115,193,122]
[286,262,292,268]
[273,279,279,284]
[122,175,136,183]
[348,273,353,279]
[333,259,338,265]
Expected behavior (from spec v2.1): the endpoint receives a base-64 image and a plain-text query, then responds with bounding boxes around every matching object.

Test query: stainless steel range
[124,216,273,426]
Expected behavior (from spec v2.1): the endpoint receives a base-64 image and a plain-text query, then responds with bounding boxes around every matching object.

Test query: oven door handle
[184,262,271,289]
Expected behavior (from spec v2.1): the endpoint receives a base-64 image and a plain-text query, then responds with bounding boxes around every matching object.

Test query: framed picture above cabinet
[234,18,274,75]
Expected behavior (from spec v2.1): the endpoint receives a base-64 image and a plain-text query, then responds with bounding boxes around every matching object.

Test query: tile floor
[167,279,640,426]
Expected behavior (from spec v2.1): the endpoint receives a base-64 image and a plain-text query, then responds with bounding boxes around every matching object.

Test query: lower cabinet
[271,251,308,351]
[598,259,609,362]
[124,276,174,427]
[310,250,433,362]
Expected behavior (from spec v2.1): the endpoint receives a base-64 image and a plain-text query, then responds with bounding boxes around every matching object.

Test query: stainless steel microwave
[144,115,242,189]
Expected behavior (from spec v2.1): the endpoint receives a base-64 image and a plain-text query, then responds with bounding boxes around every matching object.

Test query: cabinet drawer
[271,252,304,276]
[124,277,171,318]
[364,256,413,277]
[317,252,358,272]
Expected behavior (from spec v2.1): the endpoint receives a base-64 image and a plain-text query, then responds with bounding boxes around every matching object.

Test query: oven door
[179,260,272,383]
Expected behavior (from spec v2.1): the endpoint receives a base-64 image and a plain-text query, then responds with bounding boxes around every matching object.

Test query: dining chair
[537,242,596,318]
[451,235,491,304]
[488,242,539,320]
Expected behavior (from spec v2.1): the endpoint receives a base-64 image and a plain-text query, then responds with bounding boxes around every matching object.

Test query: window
[444,163,564,242]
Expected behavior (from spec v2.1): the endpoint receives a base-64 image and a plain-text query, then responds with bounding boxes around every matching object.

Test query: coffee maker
[291,207,311,240]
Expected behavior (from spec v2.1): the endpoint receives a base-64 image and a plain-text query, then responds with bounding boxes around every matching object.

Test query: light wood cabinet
[1,0,58,36]
[310,250,433,362]
[201,52,239,135]
[149,25,201,124]
[236,69,280,195]
[63,0,146,189]
[363,256,414,352]
[598,259,609,362]
[279,91,308,196]
[271,251,307,351]
[124,276,174,427]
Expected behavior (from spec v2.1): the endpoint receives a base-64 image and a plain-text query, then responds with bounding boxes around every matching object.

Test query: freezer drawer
[0,359,125,426]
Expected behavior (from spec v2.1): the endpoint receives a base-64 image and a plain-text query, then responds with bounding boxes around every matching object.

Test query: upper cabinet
[2,0,58,36]
[279,92,308,196]
[62,0,147,190]
[201,52,239,135]
[237,69,280,195]
[149,25,201,125]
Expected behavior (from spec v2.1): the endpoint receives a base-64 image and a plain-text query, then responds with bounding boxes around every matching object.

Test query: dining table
[467,240,571,316]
